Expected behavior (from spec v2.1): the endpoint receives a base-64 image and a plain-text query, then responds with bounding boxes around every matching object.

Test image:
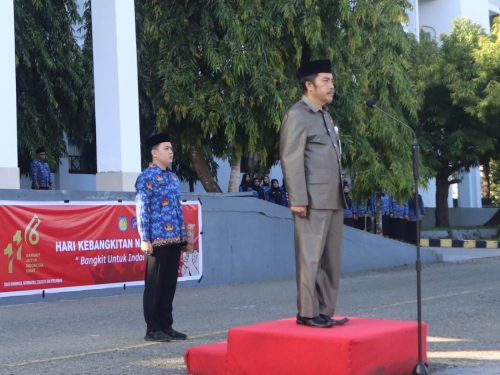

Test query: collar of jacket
[301,95,329,113]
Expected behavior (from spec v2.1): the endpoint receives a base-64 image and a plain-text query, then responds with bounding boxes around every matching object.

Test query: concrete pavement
[1,250,500,374]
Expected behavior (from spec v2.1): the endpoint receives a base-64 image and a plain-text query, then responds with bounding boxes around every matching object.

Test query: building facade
[1,0,498,199]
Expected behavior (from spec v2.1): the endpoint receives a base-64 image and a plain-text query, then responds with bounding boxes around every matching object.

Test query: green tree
[135,0,421,199]
[15,0,90,175]
[468,18,500,203]
[410,18,497,226]
[490,159,500,205]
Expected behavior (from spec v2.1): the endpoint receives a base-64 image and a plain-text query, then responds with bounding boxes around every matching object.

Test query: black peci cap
[35,147,45,154]
[144,132,170,150]
[296,59,332,81]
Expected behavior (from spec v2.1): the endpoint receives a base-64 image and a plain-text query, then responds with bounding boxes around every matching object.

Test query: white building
[407,0,499,208]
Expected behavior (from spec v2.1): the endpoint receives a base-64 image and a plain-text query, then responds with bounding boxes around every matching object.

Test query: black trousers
[389,217,406,241]
[355,216,372,232]
[143,244,181,332]
[382,215,391,237]
[405,221,421,245]
[343,217,354,227]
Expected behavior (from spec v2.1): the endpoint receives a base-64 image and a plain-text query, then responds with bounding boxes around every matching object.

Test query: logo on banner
[118,216,128,232]
[3,214,41,274]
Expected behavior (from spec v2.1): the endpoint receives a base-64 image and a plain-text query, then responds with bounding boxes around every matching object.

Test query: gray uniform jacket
[280,95,345,210]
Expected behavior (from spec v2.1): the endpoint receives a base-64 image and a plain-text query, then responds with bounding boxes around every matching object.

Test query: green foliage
[134,0,299,184]
[135,0,420,198]
[410,18,496,180]
[15,0,91,174]
[490,159,500,204]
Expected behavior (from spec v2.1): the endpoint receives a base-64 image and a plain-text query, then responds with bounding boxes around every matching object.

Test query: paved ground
[1,249,500,375]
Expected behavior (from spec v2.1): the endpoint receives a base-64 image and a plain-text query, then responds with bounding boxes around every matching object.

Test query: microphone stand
[367,102,429,375]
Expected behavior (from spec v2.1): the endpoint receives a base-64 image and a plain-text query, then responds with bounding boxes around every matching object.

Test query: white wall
[419,0,492,36]
[419,0,462,36]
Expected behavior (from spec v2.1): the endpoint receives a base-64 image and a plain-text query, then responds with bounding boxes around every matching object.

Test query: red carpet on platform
[185,317,427,375]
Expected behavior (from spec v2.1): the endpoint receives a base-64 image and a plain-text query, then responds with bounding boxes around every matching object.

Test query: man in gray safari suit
[280,59,349,328]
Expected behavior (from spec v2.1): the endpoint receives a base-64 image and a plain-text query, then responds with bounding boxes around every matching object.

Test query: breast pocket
[307,130,331,145]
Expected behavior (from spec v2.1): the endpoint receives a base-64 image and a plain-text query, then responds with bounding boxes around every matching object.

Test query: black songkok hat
[296,59,332,81]
[35,147,45,154]
[144,132,170,150]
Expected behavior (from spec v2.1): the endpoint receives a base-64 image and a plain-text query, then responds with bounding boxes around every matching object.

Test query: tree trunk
[247,151,260,178]
[189,144,222,193]
[482,161,490,200]
[228,155,241,192]
[435,174,450,227]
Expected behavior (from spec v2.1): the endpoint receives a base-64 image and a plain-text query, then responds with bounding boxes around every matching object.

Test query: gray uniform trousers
[294,208,344,318]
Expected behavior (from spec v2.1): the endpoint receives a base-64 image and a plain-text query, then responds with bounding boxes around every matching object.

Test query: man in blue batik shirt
[30,147,52,190]
[135,132,188,343]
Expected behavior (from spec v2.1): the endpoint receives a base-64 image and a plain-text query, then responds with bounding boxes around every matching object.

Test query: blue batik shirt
[407,196,425,221]
[380,193,391,215]
[135,165,187,247]
[30,160,52,187]
[390,199,408,219]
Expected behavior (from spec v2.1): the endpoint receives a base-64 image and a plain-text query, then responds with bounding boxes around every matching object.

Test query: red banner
[0,200,202,297]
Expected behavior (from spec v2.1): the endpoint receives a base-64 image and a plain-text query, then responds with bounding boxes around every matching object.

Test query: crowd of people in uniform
[239,172,424,245]
[239,173,289,207]
[342,179,425,245]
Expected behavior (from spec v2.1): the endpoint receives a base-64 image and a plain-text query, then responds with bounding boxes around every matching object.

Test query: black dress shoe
[144,330,172,342]
[296,315,334,328]
[319,314,349,326]
[162,328,187,340]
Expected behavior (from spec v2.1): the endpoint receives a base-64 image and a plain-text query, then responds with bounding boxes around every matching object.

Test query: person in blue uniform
[135,132,188,342]
[261,175,271,200]
[380,192,392,236]
[389,199,408,241]
[405,194,425,245]
[267,178,286,206]
[30,147,52,190]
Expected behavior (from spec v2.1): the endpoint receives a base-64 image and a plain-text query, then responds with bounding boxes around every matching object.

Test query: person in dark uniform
[380,192,391,236]
[389,198,408,241]
[342,176,354,227]
[135,132,188,342]
[268,178,286,206]
[405,194,425,245]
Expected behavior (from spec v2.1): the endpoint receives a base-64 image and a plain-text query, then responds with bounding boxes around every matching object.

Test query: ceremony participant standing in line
[239,173,252,192]
[280,59,348,328]
[135,132,188,342]
[252,177,266,200]
[405,194,425,245]
[30,147,52,190]
[261,174,271,200]
[389,198,408,241]
[267,178,285,206]
[380,192,392,236]
[342,177,354,227]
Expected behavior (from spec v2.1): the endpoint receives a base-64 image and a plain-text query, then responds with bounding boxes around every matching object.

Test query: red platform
[185,317,427,375]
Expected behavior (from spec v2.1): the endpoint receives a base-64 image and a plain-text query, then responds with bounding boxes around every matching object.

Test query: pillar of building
[91,0,141,192]
[0,0,20,189]
[406,0,420,41]
[458,167,482,208]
